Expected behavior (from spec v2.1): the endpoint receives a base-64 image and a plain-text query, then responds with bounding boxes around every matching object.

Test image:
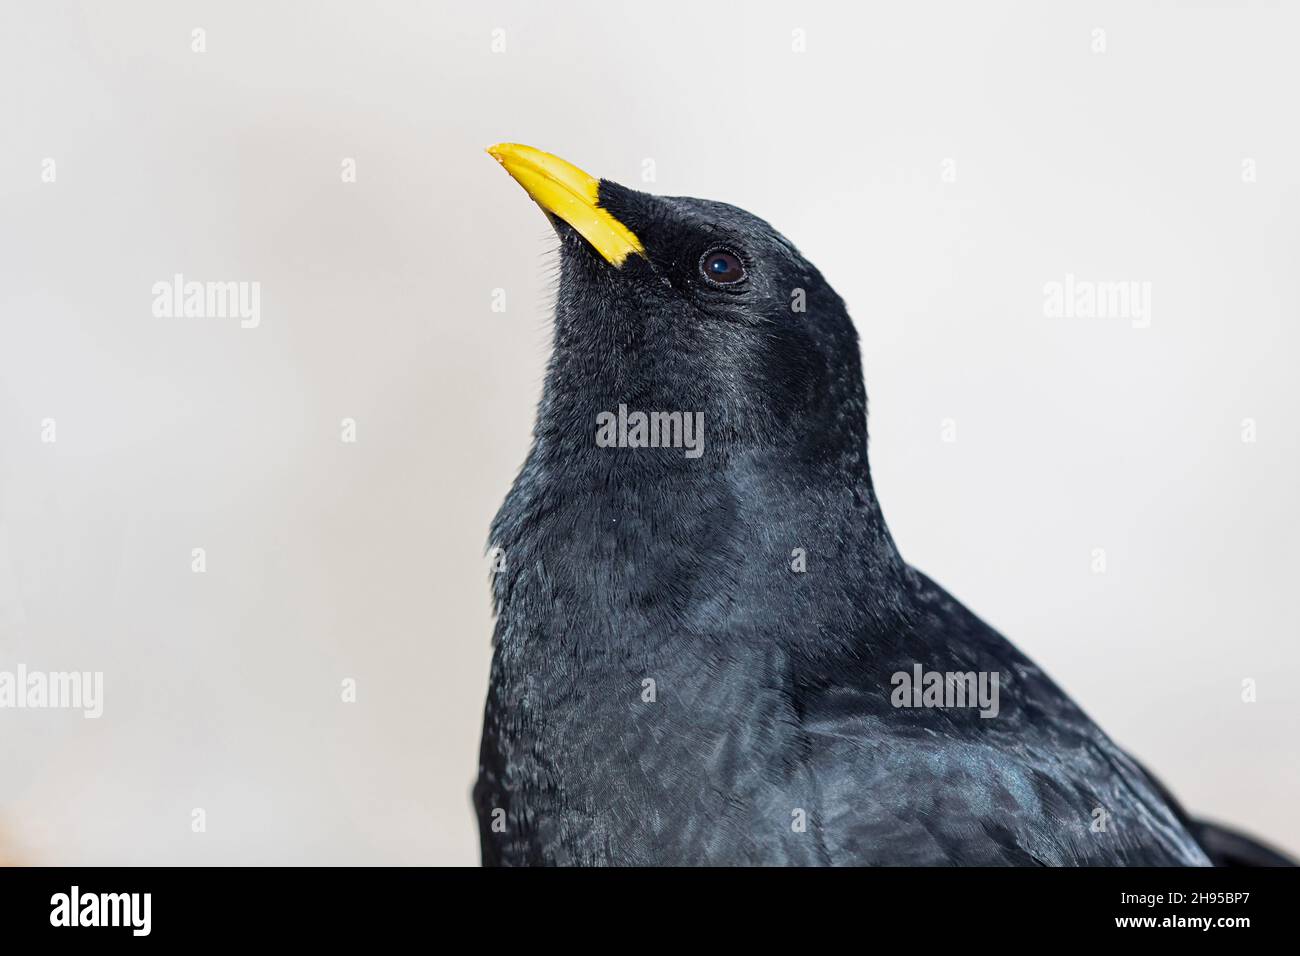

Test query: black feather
[474,178,1285,866]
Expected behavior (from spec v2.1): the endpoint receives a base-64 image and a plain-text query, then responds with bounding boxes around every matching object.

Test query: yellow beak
[486,143,645,267]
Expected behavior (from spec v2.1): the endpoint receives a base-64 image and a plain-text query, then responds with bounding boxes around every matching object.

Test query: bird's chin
[546,214,585,250]
[549,216,610,266]
[552,217,659,292]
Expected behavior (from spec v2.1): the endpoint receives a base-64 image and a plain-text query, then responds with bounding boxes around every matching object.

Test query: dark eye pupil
[702,250,743,283]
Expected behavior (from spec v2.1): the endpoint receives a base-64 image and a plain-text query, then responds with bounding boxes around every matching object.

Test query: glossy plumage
[474,178,1276,866]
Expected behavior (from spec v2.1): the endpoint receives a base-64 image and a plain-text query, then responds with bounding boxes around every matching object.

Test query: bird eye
[699,249,745,285]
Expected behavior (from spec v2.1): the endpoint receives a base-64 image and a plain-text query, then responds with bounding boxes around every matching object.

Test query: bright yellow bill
[487,143,644,267]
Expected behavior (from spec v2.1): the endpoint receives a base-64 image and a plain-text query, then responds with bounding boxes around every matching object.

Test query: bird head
[488,144,869,478]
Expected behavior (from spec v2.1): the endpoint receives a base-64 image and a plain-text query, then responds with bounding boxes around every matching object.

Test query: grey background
[1,0,1296,865]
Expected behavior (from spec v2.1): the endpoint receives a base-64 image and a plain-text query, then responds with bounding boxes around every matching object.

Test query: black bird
[474,144,1291,867]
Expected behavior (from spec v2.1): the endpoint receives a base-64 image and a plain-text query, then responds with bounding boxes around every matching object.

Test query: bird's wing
[795,568,1211,865]
[1124,753,1297,866]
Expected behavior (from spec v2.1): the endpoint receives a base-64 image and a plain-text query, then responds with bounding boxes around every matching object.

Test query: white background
[1,1,1296,864]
